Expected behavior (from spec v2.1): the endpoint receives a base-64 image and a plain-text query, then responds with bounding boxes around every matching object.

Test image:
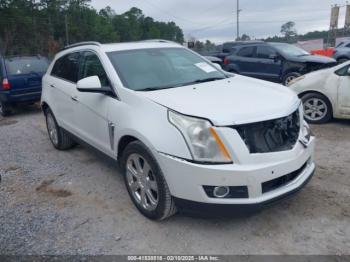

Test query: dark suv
[223,42,337,85]
[0,55,49,116]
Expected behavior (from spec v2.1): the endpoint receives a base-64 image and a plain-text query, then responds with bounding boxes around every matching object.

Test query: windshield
[107,48,226,91]
[270,43,310,57]
[5,57,49,75]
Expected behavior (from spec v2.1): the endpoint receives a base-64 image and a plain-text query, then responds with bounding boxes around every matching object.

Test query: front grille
[262,162,308,194]
[233,109,300,154]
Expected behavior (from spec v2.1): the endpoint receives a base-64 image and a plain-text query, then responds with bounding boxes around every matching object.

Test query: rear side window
[346,43,350,48]
[5,57,49,76]
[79,52,109,86]
[237,46,256,58]
[256,46,277,59]
[51,53,80,83]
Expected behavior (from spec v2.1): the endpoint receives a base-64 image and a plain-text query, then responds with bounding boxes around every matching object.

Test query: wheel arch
[298,90,334,116]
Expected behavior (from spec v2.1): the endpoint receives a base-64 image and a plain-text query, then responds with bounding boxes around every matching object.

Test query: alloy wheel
[126,153,159,211]
[303,98,328,122]
[46,113,59,145]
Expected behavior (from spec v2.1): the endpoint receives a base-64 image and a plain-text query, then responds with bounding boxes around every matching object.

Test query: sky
[90,0,348,44]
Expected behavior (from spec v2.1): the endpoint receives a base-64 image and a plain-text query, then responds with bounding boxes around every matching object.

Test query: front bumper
[157,136,315,206]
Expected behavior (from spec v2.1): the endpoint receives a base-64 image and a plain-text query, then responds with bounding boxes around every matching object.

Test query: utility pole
[236,0,242,40]
[65,14,69,46]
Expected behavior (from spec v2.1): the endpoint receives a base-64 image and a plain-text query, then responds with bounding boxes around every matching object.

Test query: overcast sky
[90,0,347,44]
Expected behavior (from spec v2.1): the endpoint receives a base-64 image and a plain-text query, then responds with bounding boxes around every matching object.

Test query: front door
[338,65,350,116]
[254,46,282,82]
[75,51,112,155]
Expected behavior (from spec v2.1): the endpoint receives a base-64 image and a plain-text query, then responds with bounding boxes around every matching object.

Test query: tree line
[0,0,184,57]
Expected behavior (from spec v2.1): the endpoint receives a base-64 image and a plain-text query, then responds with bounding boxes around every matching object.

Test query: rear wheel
[283,72,301,86]
[45,108,76,150]
[301,93,332,124]
[337,58,349,64]
[121,141,176,220]
[0,102,12,117]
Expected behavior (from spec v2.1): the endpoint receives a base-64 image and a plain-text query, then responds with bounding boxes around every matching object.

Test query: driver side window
[79,51,109,86]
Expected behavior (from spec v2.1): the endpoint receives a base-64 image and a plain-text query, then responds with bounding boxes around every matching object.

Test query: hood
[138,75,300,126]
[288,54,336,64]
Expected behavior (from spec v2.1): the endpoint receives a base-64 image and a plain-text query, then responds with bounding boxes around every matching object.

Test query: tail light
[2,78,10,90]
[223,57,229,65]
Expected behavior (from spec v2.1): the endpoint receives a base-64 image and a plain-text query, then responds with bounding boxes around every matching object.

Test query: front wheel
[301,93,332,124]
[121,141,176,220]
[283,72,302,86]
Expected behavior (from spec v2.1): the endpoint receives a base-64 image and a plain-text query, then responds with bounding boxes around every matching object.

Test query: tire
[0,102,12,117]
[44,108,76,150]
[121,141,176,220]
[301,93,332,124]
[337,58,349,64]
[283,72,302,86]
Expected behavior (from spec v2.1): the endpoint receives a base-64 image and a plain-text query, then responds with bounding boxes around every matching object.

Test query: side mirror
[269,54,279,61]
[76,76,114,95]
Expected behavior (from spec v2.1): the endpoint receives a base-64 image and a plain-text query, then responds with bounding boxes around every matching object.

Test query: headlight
[168,110,232,163]
[287,75,305,86]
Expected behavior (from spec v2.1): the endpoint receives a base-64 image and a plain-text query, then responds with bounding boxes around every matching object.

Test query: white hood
[138,75,300,126]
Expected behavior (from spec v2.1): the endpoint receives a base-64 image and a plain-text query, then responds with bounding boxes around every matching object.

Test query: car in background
[204,56,223,67]
[223,42,337,86]
[333,40,350,64]
[0,55,50,116]
[288,61,350,124]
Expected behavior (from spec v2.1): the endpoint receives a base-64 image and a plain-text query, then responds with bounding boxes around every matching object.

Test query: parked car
[223,42,337,86]
[0,55,49,116]
[288,61,350,124]
[41,40,315,220]
[333,40,350,64]
[204,56,223,67]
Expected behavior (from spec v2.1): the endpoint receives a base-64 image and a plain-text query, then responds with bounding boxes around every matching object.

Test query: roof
[62,40,183,54]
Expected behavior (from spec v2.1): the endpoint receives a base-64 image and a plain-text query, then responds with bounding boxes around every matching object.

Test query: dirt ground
[0,105,349,255]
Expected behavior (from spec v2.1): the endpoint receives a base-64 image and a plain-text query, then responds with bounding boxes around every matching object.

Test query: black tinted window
[257,46,277,59]
[335,64,350,76]
[5,57,49,75]
[0,62,3,78]
[346,43,350,48]
[223,43,235,53]
[51,53,80,82]
[237,46,255,57]
[79,52,109,86]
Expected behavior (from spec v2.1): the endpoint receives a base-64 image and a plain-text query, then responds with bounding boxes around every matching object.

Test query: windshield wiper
[193,77,227,83]
[137,86,177,92]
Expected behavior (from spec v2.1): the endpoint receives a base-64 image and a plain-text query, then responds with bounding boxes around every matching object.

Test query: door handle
[50,84,55,88]
[71,95,78,102]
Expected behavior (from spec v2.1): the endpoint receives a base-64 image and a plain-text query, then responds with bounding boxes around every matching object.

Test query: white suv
[41,40,316,220]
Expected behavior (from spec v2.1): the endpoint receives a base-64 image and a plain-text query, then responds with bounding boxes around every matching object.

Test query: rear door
[253,45,282,82]
[232,46,257,77]
[4,57,49,96]
[49,52,81,134]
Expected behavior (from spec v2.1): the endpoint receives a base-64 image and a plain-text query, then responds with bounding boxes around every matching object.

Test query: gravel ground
[0,105,349,255]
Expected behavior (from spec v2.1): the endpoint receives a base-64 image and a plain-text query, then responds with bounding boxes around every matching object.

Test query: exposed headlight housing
[287,75,305,87]
[300,121,313,147]
[168,110,232,164]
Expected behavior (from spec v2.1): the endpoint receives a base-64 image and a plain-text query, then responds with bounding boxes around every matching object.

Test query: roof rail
[141,39,179,45]
[62,41,101,51]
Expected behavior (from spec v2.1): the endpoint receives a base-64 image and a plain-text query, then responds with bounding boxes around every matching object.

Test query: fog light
[213,186,230,198]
